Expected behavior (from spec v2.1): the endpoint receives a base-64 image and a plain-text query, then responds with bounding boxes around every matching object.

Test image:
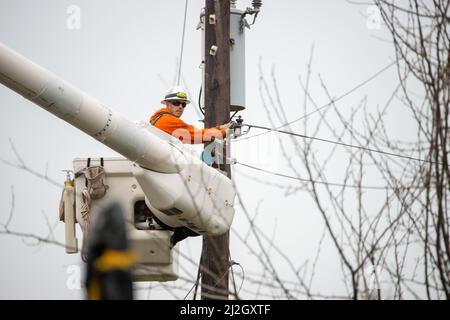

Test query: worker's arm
[157,115,225,144]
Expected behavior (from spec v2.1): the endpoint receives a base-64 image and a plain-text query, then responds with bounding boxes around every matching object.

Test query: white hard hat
[161,85,191,104]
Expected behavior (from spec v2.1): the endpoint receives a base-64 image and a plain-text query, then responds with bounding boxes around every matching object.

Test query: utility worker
[150,86,231,143]
[149,86,231,246]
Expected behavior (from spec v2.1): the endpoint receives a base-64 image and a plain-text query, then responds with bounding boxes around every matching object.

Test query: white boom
[0,42,235,235]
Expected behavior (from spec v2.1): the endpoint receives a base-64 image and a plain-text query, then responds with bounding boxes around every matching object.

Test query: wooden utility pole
[201,0,231,300]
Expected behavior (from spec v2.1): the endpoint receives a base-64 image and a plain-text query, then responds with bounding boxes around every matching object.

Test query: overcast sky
[0,0,410,299]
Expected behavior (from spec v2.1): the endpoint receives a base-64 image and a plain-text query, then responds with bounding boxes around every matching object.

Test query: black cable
[236,60,398,142]
[184,254,202,300]
[237,162,417,190]
[198,85,205,116]
[243,123,441,167]
[193,253,202,300]
[229,260,245,297]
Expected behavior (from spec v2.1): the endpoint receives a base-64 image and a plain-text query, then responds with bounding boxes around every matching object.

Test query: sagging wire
[235,123,442,167]
[229,260,245,298]
[236,162,422,190]
[236,59,398,142]
[198,85,205,116]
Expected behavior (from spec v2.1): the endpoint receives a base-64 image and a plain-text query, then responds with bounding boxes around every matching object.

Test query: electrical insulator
[252,0,262,11]
[234,115,244,137]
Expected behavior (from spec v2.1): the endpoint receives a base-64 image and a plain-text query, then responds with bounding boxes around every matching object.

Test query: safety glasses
[171,101,187,107]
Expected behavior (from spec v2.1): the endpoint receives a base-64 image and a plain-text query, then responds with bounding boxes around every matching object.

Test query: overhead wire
[198,85,205,115]
[183,254,202,300]
[240,123,440,166]
[230,260,245,297]
[176,0,189,86]
[236,162,419,190]
[236,59,398,142]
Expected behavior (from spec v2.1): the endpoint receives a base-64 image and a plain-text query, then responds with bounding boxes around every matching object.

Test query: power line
[236,60,397,142]
[184,254,202,300]
[241,123,439,166]
[229,260,245,297]
[237,162,419,190]
[176,0,189,86]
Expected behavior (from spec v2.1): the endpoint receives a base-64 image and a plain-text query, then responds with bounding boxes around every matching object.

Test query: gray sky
[0,0,410,299]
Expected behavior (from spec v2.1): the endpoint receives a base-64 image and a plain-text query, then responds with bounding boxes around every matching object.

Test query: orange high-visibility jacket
[149,108,225,144]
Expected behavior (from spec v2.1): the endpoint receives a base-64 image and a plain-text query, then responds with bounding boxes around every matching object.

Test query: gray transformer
[230,7,246,112]
[200,7,247,112]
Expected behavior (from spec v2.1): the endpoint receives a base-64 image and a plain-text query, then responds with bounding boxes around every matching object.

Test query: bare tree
[232,0,449,300]
[375,0,450,299]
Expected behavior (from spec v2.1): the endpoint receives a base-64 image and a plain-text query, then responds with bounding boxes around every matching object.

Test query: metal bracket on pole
[209,45,218,56]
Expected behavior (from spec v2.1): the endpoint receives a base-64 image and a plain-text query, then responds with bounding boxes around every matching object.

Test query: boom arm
[0,42,184,174]
[0,42,235,235]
